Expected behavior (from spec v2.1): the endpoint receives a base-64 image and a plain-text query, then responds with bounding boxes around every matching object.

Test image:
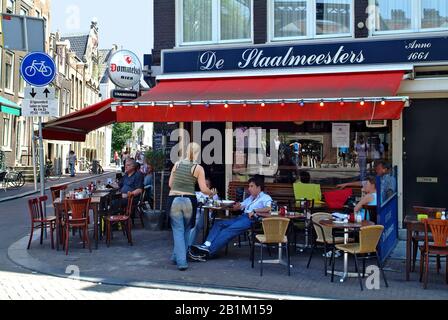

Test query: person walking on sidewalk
[68,151,77,177]
[168,142,217,271]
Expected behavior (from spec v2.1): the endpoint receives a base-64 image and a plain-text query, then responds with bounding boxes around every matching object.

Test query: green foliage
[112,123,133,153]
[145,149,166,172]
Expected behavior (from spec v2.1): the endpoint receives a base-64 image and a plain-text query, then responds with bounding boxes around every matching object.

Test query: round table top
[257,212,306,220]
[319,219,375,229]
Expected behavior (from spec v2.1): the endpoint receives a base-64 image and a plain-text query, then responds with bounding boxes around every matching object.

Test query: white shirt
[241,192,273,214]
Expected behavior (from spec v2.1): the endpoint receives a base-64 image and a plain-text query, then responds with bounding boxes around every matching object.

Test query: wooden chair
[104,192,134,247]
[307,212,350,276]
[419,219,448,289]
[253,217,291,276]
[411,206,445,272]
[50,185,68,203]
[133,187,149,228]
[63,198,92,255]
[334,225,389,291]
[27,196,56,250]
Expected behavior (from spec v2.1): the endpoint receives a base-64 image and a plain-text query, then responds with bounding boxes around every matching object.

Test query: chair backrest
[424,219,448,249]
[413,206,446,219]
[50,185,68,203]
[64,198,91,220]
[293,182,322,204]
[311,212,333,243]
[261,217,290,243]
[323,189,353,209]
[28,195,48,221]
[359,225,384,254]
[125,192,135,217]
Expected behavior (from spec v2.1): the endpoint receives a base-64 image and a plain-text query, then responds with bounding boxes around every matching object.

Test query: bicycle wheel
[48,169,62,181]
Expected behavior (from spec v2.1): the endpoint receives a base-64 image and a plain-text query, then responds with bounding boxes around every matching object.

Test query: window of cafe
[232,121,392,186]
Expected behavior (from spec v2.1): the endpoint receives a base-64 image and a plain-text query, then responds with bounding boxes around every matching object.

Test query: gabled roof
[61,33,89,62]
[99,49,113,83]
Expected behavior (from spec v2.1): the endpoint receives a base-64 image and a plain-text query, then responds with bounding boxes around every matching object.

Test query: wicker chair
[253,217,291,276]
[334,225,389,291]
[307,212,349,276]
[419,219,448,289]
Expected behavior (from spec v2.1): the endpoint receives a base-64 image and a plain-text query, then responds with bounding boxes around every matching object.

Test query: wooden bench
[228,181,362,208]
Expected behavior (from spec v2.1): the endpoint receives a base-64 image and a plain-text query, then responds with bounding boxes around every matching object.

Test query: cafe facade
[115,0,448,236]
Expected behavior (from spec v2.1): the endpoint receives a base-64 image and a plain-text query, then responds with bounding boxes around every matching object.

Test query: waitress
[168,142,216,271]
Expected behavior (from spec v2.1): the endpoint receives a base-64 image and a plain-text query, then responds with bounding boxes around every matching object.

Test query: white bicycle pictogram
[24,60,53,77]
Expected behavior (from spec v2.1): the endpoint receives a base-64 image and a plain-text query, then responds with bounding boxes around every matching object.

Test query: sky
[50,0,153,63]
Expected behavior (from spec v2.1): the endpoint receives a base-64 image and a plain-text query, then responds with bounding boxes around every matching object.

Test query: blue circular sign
[20,52,56,87]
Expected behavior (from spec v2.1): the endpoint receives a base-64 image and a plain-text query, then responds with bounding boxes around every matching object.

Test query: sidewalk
[9,227,448,300]
[0,170,118,203]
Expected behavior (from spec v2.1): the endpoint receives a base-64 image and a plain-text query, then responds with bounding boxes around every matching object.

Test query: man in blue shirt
[111,159,144,214]
[191,175,272,260]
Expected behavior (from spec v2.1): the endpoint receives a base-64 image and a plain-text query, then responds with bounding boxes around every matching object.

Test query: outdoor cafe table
[319,219,374,282]
[254,212,306,267]
[403,215,425,281]
[53,191,111,250]
[202,205,234,243]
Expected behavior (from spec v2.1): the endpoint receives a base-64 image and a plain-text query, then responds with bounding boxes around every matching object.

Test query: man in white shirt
[191,176,272,260]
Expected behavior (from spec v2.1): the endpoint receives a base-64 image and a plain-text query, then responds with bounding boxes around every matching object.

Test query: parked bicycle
[44,160,62,181]
[0,167,26,191]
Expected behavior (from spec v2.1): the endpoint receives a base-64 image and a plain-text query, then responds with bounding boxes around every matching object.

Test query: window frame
[268,0,355,43]
[4,51,14,94]
[176,0,254,47]
[6,0,15,14]
[2,115,12,149]
[370,0,448,36]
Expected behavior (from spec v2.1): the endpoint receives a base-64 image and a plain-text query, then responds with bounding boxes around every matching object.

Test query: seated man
[111,159,144,214]
[191,175,272,260]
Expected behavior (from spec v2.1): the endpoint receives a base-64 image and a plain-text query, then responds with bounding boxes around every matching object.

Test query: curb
[7,236,323,301]
[0,172,114,203]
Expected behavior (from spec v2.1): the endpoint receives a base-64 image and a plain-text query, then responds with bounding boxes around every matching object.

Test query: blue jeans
[69,163,75,176]
[358,157,367,181]
[169,196,197,268]
[188,209,204,247]
[207,214,253,256]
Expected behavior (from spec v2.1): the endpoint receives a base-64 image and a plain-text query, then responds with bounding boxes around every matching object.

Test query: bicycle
[24,60,53,77]
[88,160,104,175]
[0,167,26,190]
[44,161,62,181]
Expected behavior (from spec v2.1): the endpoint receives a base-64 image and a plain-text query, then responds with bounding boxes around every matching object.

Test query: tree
[112,123,133,153]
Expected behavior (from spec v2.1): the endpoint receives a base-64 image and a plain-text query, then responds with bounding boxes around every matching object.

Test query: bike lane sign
[20,52,56,87]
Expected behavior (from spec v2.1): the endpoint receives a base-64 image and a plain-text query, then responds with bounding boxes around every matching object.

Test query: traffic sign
[22,86,58,117]
[20,52,56,87]
[25,86,55,100]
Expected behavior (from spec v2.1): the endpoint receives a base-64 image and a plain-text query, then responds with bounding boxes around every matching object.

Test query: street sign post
[20,53,57,197]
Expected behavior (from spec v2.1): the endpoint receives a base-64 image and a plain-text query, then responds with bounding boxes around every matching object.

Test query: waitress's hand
[210,188,218,196]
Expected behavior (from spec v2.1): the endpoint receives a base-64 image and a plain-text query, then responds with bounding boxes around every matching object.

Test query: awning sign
[163,36,448,74]
[332,123,350,148]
